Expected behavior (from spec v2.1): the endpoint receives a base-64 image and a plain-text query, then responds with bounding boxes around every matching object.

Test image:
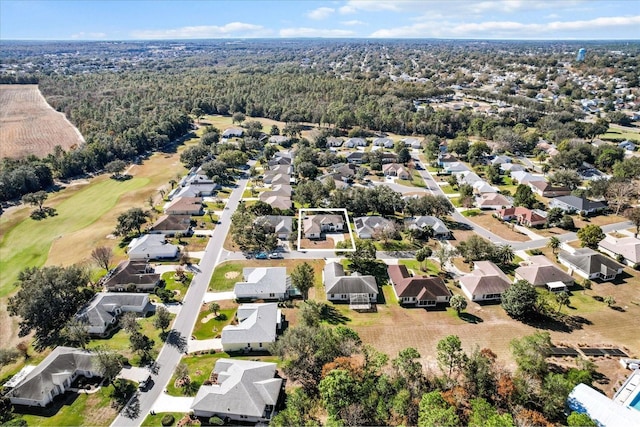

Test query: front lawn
[162,271,193,302]
[397,170,427,188]
[399,259,441,276]
[192,307,236,340]
[141,412,186,427]
[20,383,118,427]
[166,353,229,396]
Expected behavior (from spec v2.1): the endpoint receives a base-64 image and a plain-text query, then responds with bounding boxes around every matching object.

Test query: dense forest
[1,39,638,202]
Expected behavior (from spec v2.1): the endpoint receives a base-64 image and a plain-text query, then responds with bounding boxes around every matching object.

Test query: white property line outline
[297,208,357,252]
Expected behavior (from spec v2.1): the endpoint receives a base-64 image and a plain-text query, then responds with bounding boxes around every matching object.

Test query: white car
[268,252,283,259]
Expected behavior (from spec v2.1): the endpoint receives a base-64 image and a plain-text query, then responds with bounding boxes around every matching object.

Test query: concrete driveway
[203,291,235,302]
[150,394,194,413]
[117,366,151,383]
[187,338,222,353]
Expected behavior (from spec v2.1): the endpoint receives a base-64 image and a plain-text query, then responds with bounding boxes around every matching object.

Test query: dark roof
[387,265,449,300]
[323,262,378,295]
[150,215,191,232]
[76,293,149,330]
[559,249,624,276]
[553,195,606,211]
[103,260,160,289]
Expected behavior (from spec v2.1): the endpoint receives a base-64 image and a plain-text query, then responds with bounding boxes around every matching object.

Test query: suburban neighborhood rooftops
[323,262,378,295]
[552,195,607,211]
[559,248,625,276]
[221,303,280,346]
[234,267,289,297]
[149,214,191,233]
[458,261,511,295]
[102,260,160,289]
[387,264,449,300]
[76,292,149,331]
[599,235,640,264]
[515,255,574,286]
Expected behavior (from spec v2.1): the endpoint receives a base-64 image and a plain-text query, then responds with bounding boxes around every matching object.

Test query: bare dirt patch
[465,212,531,242]
[0,84,85,158]
[299,237,336,250]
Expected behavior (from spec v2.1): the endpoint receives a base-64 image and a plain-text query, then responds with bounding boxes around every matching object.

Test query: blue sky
[1,1,638,40]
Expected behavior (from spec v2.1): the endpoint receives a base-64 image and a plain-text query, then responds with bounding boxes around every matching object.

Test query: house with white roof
[405,216,451,239]
[127,234,179,261]
[354,216,393,239]
[75,292,149,336]
[234,267,291,301]
[459,261,511,302]
[191,359,283,423]
[598,235,640,267]
[221,303,281,353]
[323,262,378,308]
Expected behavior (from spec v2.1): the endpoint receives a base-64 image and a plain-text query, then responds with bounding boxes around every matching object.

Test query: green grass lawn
[162,271,193,302]
[397,170,427,188]
[374,239,420,251]
[86,312,173,365]
[209,261,244,291]
[602,129,640,142]
[0,177,148,297]
[192,308,236,340]
[141,412,186,427]
[166,353,229,396]
[399,259,440,276]
[440,184,456,194]
[20,383,117,427]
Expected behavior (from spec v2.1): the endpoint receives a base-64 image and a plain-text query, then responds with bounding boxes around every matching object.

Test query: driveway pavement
[150,394,194,414]
[187,338,222,353]
[117,366,152,383]
[203,291,236,302]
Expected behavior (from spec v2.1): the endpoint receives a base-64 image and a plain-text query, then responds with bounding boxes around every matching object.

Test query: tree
[548,169,582,190]
[91,246,114,272]
[448,137,470,156]
[464,348,497,401]
[567,411,597,427]
[180,144,210,168]
[105,160,127,178]
[501,280,538,320]
[494,244,515,266]
[120,312,140,334]
[577,224,605,249]
[606,180,637,215]
[290,262,315,301]
[555,291,570,314]
[129,331,154,358]
[21,190,48,213]
[208,302,220,317]
[513,184,537,209]
[436,334,467,378]
[510,332,551,379]
[398,147,411,164]
[415,247,433,271]
[8,265,93,350]
[232,112,246,124]
[468,141,491,165]
[115,207,149,236]
[343,238,377,274]
[392,347,426,397]
[153,306,171,333]
[468,398,514,427]
[624,207,640,237]
[94,348,123,385]
[16,341,29,359]
[604,295,616,307]
[418,391,460,427]
[547,236,560,255]
[271,388,317,427]
[319,369,361,417]
[449,294,467,316]
[435,244,453,271]
[61,318,90,349]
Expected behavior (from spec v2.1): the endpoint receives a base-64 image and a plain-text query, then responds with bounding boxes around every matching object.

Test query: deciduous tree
[115,207,149,236]
[501,280,538,320]
[577,224,605,249]
[290,262,315,301]
[21,190,48,213]
[91,246,114,272]
[153,306,171,333]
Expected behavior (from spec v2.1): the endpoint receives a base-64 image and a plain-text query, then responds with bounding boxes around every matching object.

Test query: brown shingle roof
[387,264,449,301]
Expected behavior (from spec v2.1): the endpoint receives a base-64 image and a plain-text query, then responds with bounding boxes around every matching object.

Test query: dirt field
[0,84,84,158]
[464,212,531,242]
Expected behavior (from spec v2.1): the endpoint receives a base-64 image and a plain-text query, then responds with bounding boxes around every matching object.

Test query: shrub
[209,416,224,426]
[616,254,625,263]
[161,414,175,426]
[215,313,227,321]
[0,348,21,366]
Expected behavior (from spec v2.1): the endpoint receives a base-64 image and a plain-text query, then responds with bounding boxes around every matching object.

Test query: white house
[323,262,378,308]
[222,127,244,138]
[599,235,640,266]
[559,248,625,281]
[75,292,149,336]
[127,234,179,261]
[354,216,393,239]
[458,261,511,302]
[234,267,291,301]
[302,214,345,239]
[6,347,98,407]
[221,303,281,353]
[191,359,283,423]
[405,216,451,239]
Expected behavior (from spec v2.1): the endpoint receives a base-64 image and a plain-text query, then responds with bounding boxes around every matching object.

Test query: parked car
[268,252,283,259]
[255,252,268,259]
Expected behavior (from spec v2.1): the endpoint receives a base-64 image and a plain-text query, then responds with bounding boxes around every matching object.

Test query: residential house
[619,140,637,151]
[234,267,291,301]
[382,163,410,179]
[515,255,575,290]
[263,173,291,186]
[164,197,204,216]
[264,164,293,176]
[172,182,219,199]
[303,214,345,239]
[559,248,625,281]
[346,152,366,164]
[458,261,511,302]
[221,303,281,353]
[354,216,393,239]
[510,171,546,185]
[268,135,290,145]
[127,234,179,261]
[326,137,344,148]
[149,214,192,236]
[490,155,512,166]
[185,170,215,185]
[387,264,451,307]
[499,163,525,173]
[472,180,499,194]
[443,162,469,174]
[345,137,367,148]
[259,185,292,210]
[437,153,458,167]
[328,163,357,181]
[267,152,293,167]
[75,293,149,336]
[405,216,451,239]
[323,262,378,308]
[549,195,606,215]
[598,235,640,267]
[458,171,483,186]
[222,127,244,138]
[372,137,394,148]
[567,383,640,427]
[381,152,398,164]
[102,260,160,292]
[476,193,512,210]
[255,215,294,240]
[496,206,546,227]
[402,137,423,149]
[191,359,283,423]
[6,347,98,407]
[529,180,571,198]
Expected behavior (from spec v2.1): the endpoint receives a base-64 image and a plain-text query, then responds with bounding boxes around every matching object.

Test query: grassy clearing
[399,259,441,276]
[20,383,117,427]
[440,184,456,194]
[192,307,236,340]
[0,176,148,297]
[141,412,186,427]
[602,129,640,142]
[397,170,426,188]
[162,271,193,302]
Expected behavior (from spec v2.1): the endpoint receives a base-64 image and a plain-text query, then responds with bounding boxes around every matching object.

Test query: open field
[0,84,85,158]
[464,211,531,242]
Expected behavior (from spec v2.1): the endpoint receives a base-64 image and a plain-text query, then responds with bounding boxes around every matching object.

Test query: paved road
[111,173,250,426]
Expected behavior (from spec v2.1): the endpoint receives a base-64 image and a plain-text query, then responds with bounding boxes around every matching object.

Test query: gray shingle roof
[76,293,149,332]
[234,267,289,298]
[559,248,624,276]
[459,261,511,295]
[515,255,574,286]
[221,303,279,346]
[323,262,378,295]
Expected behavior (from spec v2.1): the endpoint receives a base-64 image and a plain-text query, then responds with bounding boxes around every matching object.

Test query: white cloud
[130,22,268,39]
[70,32,107,39]
[341,20,366,26]
[371,14,640,38]
[307,7,335,20]
[279,27,356,38]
